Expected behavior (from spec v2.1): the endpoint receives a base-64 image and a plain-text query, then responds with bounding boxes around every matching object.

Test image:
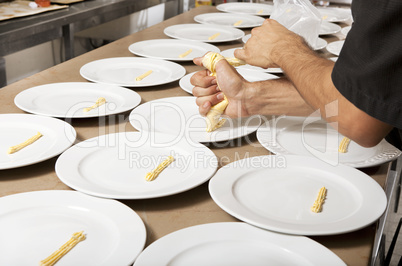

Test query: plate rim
[128,96,262,143]
[128,39,220,61]
[326,40,345,56]
[0,190,146,265]
[256,116,401,168]
[194,12,265,28]
[14,82,142,118]
[316,7,352,23]
[216,2,274,16]
[55,131,218,199]
[208,154,387,235]
[0,113,76,170]
[79,57,186,87]
[163,23,245,43]
[242,34,327,50]
[320,21,342,35]
[179,69,278,95]
[134,222,346,265]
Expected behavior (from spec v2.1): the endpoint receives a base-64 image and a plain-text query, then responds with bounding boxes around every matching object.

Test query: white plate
[319,21,341,35]
[194,12,265,28]
[341,25,351,36]
[179,69,278,95]
[326,40,344,56]
[164,23,245,43]
[80,57,186,87]
[242,34,327,50]
[55,132,218,199]
[0,114,76,170]
[221,47,283,73]
[216,2,274,16]
[209,155,387,235]
[134,222,346,266]
[14,82,141,118]
[256,116,401,168]
[317,7,352,22]
[128,39,220,61]
[0,190,146,265]
[129,96,262,143]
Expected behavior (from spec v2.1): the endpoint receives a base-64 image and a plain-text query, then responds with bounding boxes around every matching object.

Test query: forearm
[271,38,392,147]
[243,77,314,117]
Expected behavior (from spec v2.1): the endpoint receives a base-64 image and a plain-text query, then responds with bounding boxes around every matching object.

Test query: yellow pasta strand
[179,49,193,58]
[233,20,243,26]
[136,70,153,81]
[7,132,42,154]
[201,52,246,132]
[311,187,327,213]
[145,156,175,182]
[40,231,86,266]
[322,15,328,20]
[257,9,264,14]
[338,137,351,153]
[208,32,221,40]
[83,97,106,112]
[224,57,246,67]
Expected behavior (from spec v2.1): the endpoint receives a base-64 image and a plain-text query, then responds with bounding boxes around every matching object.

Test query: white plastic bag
[270,0,321,48]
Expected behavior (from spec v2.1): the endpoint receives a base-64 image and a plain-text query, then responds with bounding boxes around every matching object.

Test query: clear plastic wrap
[270,0,321,48]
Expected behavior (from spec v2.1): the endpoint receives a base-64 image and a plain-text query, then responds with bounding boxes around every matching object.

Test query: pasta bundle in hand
[201,52,245,132]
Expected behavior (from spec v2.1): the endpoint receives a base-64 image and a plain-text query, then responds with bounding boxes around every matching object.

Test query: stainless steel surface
[0,0,178,85]
[372,155,402,266]
[0,0,175,57]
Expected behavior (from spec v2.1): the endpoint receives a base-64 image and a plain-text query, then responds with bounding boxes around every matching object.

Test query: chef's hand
[191,56,251,118]
[235,19,306,69]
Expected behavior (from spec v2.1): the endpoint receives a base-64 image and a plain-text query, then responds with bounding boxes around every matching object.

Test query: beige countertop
[0,6,387,265]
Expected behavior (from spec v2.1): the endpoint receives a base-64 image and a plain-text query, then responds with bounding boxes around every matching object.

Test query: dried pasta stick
[83,97,106,112]
[257,9,264,14]
[7,132,42,154]
[136,70,153,81]
[338,137,351,153]
[145,156,175,182]
[208,32,221,40]
[322,15,328,20]
[233,20,243,26]
[311,187,327,213]
[201,52,246,132]
[179,49,193,58]
[40,231,86,266]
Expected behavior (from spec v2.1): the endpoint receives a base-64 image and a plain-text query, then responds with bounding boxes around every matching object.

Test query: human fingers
[195,93,225,116]
[197,99,211,117]
[190,70,216,87]
[193,56,203,66]
[192,84,219,97]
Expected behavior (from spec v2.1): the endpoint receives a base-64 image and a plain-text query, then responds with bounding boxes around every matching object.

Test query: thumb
[214,59,243,93]
[234,48,246,62]
[193,56,203,67]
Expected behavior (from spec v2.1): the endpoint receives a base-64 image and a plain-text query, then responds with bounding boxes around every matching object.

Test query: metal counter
[0,0,179,86]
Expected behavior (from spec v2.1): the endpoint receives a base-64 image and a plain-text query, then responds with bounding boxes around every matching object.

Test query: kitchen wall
[3,1,182,85]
